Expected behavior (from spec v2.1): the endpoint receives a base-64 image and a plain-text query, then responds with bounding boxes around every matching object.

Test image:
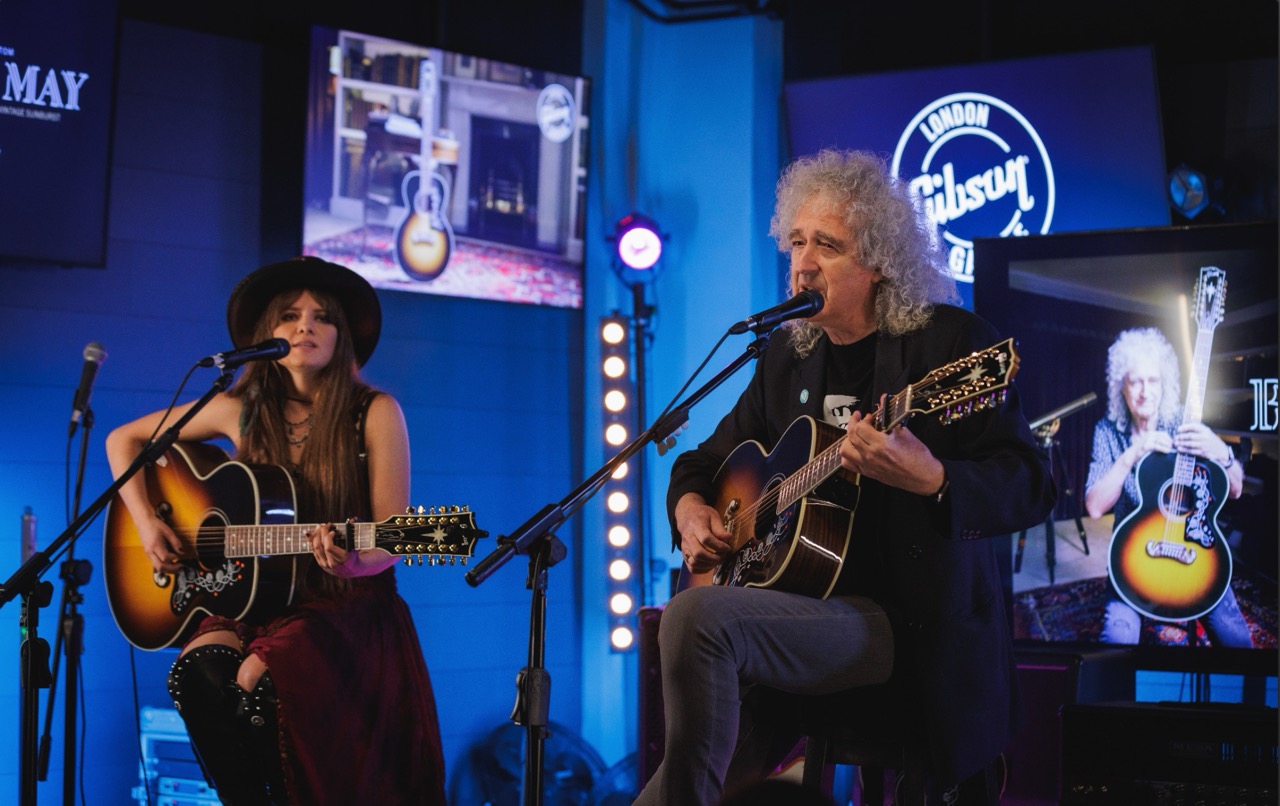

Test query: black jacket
[666,304,1056,784]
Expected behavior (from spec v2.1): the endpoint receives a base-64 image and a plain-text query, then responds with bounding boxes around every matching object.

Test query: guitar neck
[778,440,845,512]
[1173,325,1217,485]
[776,394,903,511]
[223,522,375,558]
[773,338,1017,512]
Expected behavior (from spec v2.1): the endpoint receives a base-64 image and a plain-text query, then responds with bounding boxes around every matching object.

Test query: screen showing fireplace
[301,27,589,308]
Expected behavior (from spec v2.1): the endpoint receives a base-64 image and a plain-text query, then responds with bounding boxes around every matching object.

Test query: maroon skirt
[191,570,446,804]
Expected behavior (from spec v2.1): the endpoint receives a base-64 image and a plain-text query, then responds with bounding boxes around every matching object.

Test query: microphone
[728,289,825,335]
[69,341,107,437]
[1028,391,1098,431]
[199,338,291,370]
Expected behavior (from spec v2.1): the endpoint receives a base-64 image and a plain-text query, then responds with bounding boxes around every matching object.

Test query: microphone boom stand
[464,332,772,806]
[1,368,237,806]
[36,405,97,801]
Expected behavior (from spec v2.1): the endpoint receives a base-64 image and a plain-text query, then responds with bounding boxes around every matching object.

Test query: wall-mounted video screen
[974,221,1277,675]
[302,27,589,309]
[0,0,117,266]
[784,46,1171,309]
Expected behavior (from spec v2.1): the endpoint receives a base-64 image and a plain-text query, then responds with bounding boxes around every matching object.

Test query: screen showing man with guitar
[1084,277,1253,649]
[103,257,455,803]
[634,150,1056,806]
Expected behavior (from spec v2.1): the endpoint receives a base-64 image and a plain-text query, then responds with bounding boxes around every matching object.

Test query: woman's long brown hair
[228,287,373,525]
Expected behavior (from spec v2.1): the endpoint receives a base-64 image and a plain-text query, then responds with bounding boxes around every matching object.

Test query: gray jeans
[633,584,895,806]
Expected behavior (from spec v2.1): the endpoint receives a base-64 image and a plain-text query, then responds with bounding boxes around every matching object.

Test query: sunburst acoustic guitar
[103,442,487,650]
[1108,266,1233,622]
[395,57,455,282]
[680,338,1021,599]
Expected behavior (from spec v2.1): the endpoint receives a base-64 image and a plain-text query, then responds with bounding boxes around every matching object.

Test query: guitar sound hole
[1159,481,1194,519]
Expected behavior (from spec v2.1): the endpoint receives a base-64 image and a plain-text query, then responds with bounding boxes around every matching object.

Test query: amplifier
[1002,646,1135,805]
[638,606,666,790]
[1061,701,1278,805]
[137,706,220,805]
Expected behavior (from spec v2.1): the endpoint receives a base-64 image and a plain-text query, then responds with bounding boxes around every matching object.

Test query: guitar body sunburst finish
[707,417,856,599]
[1108,452,1232,621]
[103,443,298,650]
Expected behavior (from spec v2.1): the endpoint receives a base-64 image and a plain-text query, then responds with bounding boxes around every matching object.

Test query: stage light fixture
[1168,164,1210,219]
[610,626,635,650]
[601,320,626,344]
[610,593,634,615]
[607,491,630,513]
[604,389,627,412]
[608,525,631,547]
[605,423,628,445]
[614,213,664,271]
[603,356,627,378]
[599,311,643,653]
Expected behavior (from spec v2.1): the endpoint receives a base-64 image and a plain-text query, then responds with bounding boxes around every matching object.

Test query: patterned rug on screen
[1013,572,1278,648]
[305,225,583,308]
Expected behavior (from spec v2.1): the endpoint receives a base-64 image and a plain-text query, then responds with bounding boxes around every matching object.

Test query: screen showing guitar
[1108,267,1231,622]
[974,221,1277,671]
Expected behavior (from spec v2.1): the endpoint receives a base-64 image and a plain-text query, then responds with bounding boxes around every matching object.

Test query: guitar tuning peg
[402,556,412,567]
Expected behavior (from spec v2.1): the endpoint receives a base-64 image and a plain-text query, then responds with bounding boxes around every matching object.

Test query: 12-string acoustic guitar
[681,338,1020,599]
[103,442,486,650]
[1108,266,1233,622]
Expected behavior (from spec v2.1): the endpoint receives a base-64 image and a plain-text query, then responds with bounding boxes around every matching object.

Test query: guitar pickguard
[1183,467,1217,549]
[715,503,796,587]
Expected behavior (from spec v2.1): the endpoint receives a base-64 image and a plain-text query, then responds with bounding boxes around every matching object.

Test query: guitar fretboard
[1173,267,1225,489]
[224,523,376,558]
[778,440,846,513]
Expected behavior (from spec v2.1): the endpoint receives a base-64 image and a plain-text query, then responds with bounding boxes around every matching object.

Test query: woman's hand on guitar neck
[308,521,401,578]
[675,494,731,573]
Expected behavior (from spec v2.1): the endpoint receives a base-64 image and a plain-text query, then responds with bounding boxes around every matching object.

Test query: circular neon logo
[891,92,1055,282]
[537,83,576,144]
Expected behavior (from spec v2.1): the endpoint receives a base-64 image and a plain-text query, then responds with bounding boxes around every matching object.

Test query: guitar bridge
[1145,540,1196,565]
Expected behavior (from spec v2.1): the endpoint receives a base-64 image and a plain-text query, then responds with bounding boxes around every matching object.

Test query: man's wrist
[929,468,950,503]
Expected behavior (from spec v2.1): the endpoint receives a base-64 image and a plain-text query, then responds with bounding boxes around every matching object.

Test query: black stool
[797,685,925,805]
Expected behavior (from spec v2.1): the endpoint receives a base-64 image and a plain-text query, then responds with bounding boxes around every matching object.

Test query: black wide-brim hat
[227,256,381,367]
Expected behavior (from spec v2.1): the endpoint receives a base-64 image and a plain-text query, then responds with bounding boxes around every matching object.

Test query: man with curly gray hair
[634,150,1055,805]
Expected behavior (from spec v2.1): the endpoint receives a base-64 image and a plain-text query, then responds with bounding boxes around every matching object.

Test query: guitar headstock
[377,506,488,567]
[1192,266,1227,332]
[880,338,1020,431]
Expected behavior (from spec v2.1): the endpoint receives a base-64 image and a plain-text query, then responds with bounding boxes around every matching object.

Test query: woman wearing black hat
[106,257,446,804]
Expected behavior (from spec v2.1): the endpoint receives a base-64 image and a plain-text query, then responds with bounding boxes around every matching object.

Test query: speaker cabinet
[638,606,666,790]
[1002,646,1136,805]
[1061,701,1278,805]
